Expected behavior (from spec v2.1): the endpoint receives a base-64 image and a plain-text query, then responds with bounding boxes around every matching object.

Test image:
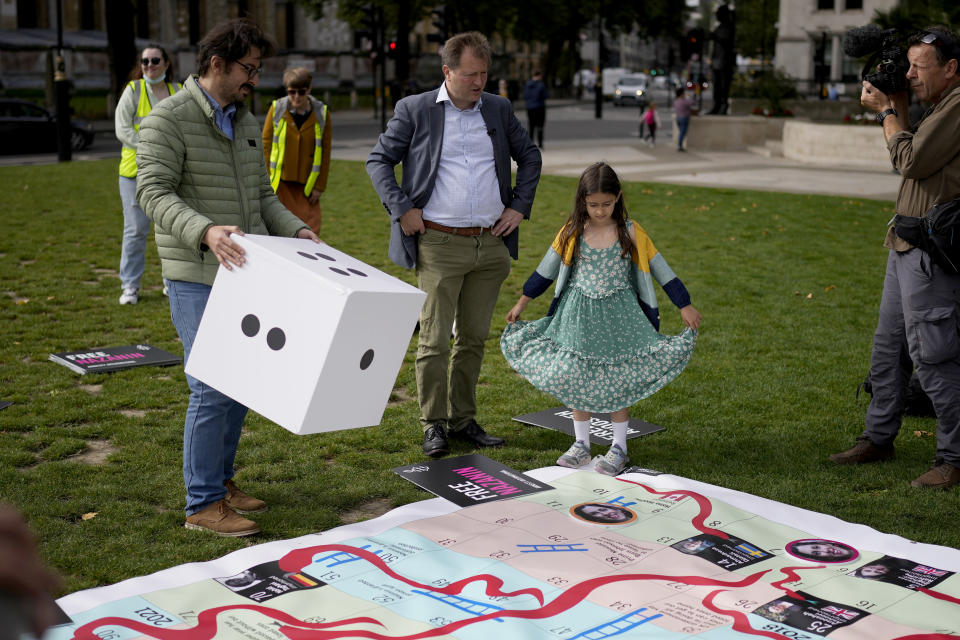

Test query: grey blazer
[366,87,542,268]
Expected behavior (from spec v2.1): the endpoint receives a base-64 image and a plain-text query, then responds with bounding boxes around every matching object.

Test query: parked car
[613,74,649,107]
[0,99,95,154]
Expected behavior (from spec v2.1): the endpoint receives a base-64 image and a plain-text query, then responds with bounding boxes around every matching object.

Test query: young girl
[643,102,660,147]
[501,162,700,476]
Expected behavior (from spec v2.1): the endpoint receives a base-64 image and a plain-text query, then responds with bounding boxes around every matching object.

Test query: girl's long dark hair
[557,162,635,261]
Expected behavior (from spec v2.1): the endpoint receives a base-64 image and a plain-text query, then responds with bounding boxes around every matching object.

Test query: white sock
[573,420,591,446]
[611,421,628,452]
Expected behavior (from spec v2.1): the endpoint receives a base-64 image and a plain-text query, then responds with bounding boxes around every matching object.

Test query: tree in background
[734,0,778,65]
[872,0,958,33]
[298,0,688,96]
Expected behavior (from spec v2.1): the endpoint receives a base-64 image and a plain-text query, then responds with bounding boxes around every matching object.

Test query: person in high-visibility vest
[262,67,331,234]
[115,45,181,305]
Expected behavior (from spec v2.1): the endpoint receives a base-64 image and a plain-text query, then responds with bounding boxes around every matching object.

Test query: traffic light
[682,28,704,60]
[427,5,448,44]
[387,40,397,58]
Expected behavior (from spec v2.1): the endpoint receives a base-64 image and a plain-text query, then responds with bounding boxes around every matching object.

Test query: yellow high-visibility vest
[268,96,327,196]
[119,78,181,178]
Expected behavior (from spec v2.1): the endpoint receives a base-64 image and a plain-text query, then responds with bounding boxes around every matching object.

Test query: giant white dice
[185,235,426,434]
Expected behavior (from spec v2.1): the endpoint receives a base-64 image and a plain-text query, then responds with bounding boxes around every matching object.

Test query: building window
[80,0,96,30]
[285,2,296,50]
[16,0,38,28]
[817,0,835,10]
[137,0,151,39]
[845,0,863,9]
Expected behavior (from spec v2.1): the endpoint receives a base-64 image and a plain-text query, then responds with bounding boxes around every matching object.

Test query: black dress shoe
[422,424,449,458]
[448,420,505,447]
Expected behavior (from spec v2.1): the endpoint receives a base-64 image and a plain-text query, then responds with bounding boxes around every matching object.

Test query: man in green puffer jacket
[137,18,320,537]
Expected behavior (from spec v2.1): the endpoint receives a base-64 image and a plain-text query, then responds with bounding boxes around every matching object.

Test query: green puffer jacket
[136,75,308,285]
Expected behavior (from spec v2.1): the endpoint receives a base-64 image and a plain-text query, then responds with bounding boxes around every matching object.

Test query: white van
[613,74,650,107]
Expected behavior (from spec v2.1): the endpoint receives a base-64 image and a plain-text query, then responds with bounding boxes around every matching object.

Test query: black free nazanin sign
[49,344,181,375]
[513,407,664,445]
[393,454,554,507]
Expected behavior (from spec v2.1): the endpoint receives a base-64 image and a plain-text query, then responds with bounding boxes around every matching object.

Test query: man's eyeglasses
[919,32,944,47]
[235,60,263,79]
[141,57,163,66]
[287,88,308,96]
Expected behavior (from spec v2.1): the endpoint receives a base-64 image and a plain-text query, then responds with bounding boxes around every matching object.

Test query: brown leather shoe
[185,499,260,536]
[224,479,268,514]
[910,460,960,489]
[828,437,894,464]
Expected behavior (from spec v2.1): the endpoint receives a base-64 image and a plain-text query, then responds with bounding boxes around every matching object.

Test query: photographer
[831,27,960,489]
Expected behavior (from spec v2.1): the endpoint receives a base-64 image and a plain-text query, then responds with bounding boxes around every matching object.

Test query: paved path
[335,137,900,201]
[2,103,900,201]
[333,103,900,201]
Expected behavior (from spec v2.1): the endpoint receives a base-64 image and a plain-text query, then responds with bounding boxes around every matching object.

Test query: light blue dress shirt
[422,82,504,228]
[198,83,238,141]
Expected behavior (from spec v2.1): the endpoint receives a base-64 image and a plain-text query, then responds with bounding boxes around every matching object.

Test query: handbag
[923,199,960,274]
[893,199,960,274]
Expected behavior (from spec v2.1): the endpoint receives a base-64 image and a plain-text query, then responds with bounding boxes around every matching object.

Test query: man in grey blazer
[367,31,542,458]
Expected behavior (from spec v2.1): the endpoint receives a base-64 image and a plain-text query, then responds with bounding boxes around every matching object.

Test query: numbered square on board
[186,235,426,434]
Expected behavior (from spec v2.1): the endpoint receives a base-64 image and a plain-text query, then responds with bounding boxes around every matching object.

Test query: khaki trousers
[415,228,511,432]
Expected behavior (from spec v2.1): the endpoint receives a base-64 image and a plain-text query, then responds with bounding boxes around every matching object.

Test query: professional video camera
[842,25,909,95]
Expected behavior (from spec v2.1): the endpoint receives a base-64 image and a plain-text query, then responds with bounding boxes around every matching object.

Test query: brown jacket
[886,83,960,250]
[262,100,332,193]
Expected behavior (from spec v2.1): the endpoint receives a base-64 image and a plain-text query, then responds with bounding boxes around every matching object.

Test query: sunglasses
[141,57,163,66]
[287,88,308,96]
[235,60,263,79]
[919,32,944,47]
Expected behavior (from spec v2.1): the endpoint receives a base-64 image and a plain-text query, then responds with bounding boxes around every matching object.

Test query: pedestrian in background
[643,101,660,148]
[262,67,331,234]
[114,45,181,305]
[523,70,547,148]
[673,87,695,152]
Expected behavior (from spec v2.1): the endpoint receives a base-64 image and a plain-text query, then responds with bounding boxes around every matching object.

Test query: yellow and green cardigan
[522,220,690,331]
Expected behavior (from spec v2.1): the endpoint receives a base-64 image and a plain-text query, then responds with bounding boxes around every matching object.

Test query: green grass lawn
[1,158,957,597]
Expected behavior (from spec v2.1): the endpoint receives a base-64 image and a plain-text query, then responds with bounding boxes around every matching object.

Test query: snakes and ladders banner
[48,468,960,640]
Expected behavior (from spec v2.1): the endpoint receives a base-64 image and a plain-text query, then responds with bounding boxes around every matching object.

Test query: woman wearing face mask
[262,67,331,234]
[115,45,181,305]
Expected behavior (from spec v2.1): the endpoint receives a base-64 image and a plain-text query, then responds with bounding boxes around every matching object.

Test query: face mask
[144,72,167,85]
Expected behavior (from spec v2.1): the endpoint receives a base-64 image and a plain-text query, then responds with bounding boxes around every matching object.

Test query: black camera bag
[893,200,960,274]
[923,199,960,274]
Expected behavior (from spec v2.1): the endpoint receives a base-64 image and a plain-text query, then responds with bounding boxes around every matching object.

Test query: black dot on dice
[360,349,375,370]
[329,267,350,276]
[347,268,368,277]
[241,314,260,337]
[316,253,336,261]
[266,328,286,351]
[297,251,318,260]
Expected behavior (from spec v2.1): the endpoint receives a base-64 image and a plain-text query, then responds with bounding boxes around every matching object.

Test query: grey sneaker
[119,287,139,305]
[557,441,591,468]
[594,444,629,476]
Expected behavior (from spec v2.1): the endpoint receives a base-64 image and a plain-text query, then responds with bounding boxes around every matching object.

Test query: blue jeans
[166,279,249,515]
[676,116,690,149]
[118,176,151,290]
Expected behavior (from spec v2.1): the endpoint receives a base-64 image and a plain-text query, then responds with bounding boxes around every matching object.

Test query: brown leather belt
[423,220,490,236]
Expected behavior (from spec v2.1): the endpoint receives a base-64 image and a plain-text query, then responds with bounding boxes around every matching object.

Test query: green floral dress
[501,241,697,412]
